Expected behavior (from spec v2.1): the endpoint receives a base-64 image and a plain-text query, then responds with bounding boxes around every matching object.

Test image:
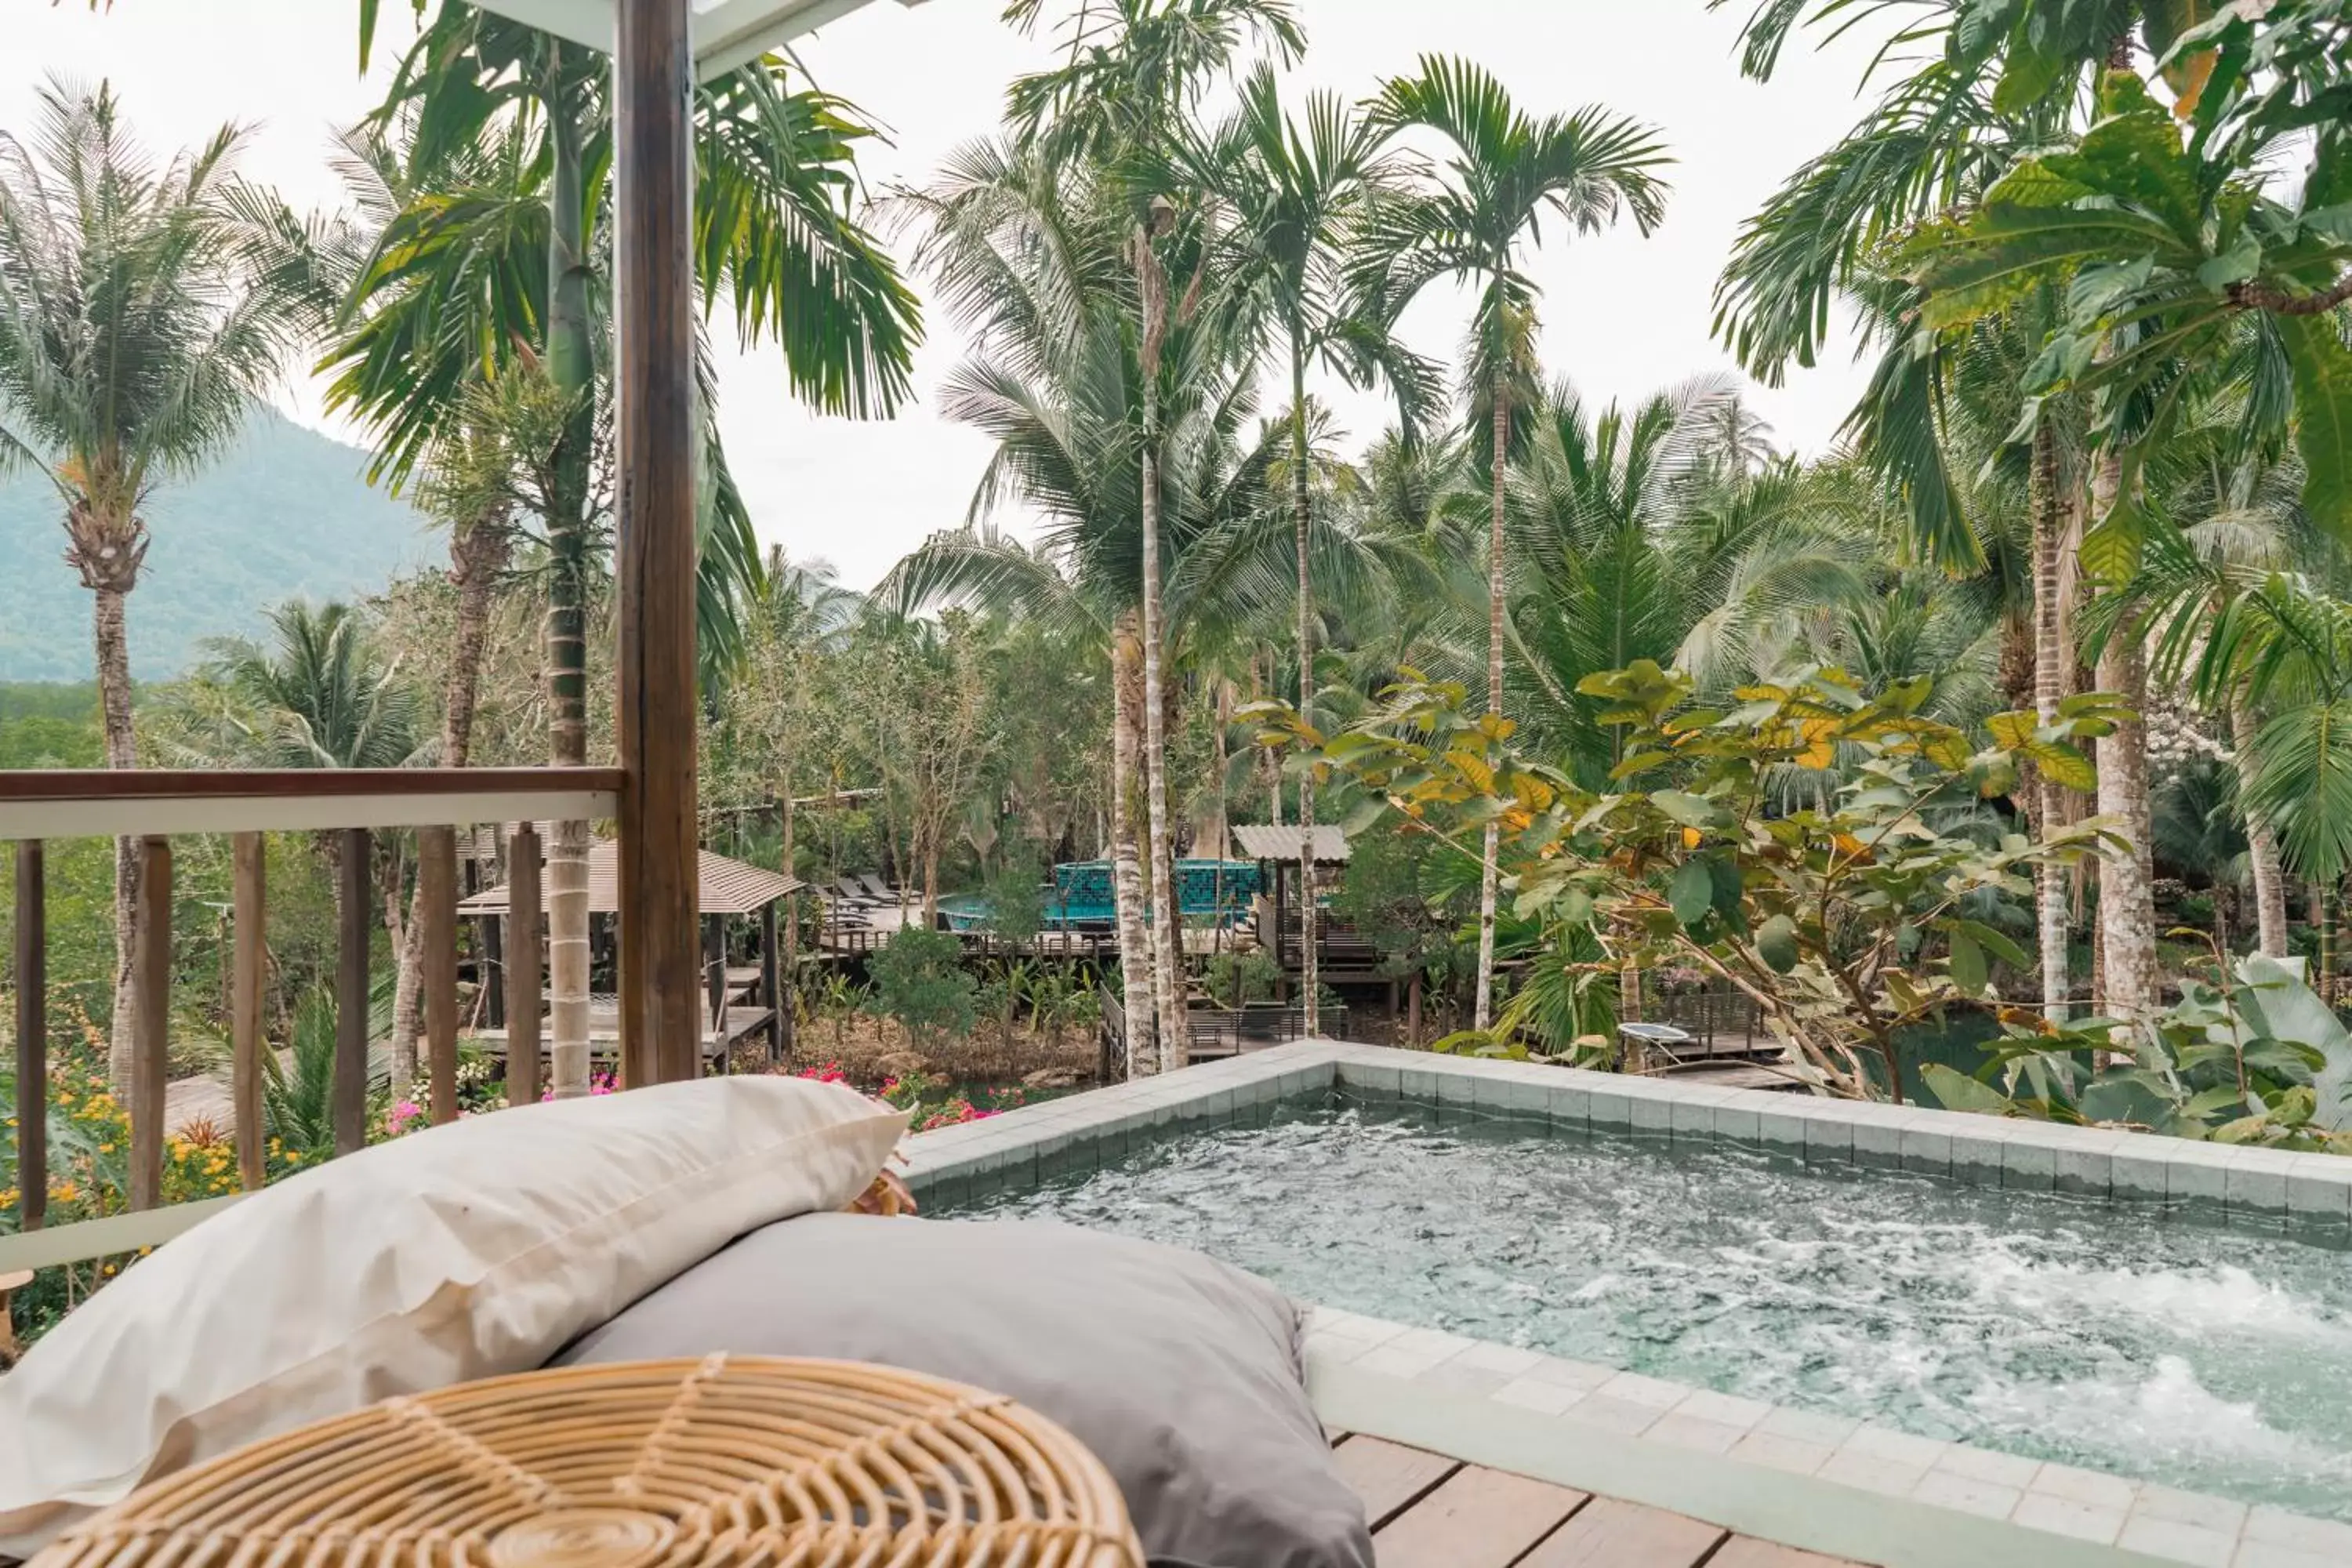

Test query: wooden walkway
[1334,1432,1870,1567]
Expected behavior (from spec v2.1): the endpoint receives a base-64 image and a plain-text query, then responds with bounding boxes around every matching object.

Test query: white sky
[5,0,1893,590]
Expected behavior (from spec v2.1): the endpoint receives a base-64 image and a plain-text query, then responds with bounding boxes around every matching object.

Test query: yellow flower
[97,1142,115,1154]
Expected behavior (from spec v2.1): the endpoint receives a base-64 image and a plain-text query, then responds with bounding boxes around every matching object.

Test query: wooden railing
[2,768,622,1275]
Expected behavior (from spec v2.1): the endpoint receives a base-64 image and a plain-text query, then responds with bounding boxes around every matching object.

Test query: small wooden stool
[34,1356,1145,1568]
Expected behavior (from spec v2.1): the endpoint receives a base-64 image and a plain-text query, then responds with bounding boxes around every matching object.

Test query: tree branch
[2230,274,2352,317]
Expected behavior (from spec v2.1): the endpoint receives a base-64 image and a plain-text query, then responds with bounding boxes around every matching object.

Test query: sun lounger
[857,873,898,903]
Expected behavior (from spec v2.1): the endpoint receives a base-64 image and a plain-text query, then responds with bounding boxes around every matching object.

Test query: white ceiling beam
[468,0,931,80]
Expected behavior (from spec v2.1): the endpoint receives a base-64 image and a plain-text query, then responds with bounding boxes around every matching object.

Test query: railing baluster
[335,828,370,1157]
[421,826,460,1126]
[130,836,172,1211]
[232,833,266,1191]
[14,840,45,1232]
[505,824,543,1108]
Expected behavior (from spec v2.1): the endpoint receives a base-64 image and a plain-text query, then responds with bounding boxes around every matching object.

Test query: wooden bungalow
[457,840,804,1067]
[1232,824,1387,998]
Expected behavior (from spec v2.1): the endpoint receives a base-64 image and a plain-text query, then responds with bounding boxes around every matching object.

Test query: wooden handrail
[0,766,625,800]
[0,767,625,840]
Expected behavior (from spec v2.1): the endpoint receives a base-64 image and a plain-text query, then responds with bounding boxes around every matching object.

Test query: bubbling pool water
[957,1102,2352,1520]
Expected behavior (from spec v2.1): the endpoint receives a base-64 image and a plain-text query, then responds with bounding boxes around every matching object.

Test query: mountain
[0,409,433,681]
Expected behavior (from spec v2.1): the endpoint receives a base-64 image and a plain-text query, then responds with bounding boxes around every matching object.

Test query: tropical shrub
[1203,949,1281,1009]
[1251,662,2128,1099]
[868,927,978,1048]
[1931,955,2352,1151]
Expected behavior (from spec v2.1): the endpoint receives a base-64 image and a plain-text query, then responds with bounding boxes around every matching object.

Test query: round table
[36,1356,1145,1568]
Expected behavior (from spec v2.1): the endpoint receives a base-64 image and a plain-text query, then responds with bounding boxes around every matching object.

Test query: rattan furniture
[34,1356,1144,1568]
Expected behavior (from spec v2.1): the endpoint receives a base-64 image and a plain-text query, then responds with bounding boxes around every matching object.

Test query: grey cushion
[555,1214,1370,1568]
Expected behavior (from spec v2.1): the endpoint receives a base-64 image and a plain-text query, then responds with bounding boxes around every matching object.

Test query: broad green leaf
[1921,1063,2013,1116]
[1756,913,1799,974]
[1557,887,1595,928]
[2044,96,2200,239]
[2025,741,2098,792]
[1651,790,1732,831]
[1958,919,2031,969]
[1948,932,1988,996]
[2281,313,2352,543]
[1669,859,1715,929]
[1985,711,2037,750]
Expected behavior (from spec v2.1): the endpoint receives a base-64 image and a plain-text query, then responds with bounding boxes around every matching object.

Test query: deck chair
[857,873,898,903]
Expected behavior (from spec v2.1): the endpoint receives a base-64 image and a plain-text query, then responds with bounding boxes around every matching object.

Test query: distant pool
[953,1101,2352,1523]
[940,858,1258,931]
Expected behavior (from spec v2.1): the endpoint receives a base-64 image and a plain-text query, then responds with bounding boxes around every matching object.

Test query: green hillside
[0,409,431,681]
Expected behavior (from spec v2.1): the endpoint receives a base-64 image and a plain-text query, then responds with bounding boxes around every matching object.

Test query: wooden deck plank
[1333,1436,1458,1530]
[1515,1495,1724,1567]
[1706,1538,1868,1568]
[1372,1466,1586,1568]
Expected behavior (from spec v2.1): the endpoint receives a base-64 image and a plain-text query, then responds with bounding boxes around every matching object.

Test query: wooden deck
[1333,1432,1870,1567]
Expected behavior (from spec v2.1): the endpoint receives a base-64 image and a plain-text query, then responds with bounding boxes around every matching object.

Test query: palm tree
[1502,379,1874,782]
[162,601,426,771]
[1358,56,1670,1029]
[885,136,1315,1071]
[0,80,296,1091]
[1216,66,1432,1038]
[350,4,918,1093]
[1000,0,1305,1068]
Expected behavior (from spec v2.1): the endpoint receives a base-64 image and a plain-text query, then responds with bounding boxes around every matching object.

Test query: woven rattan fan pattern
[38,1356,1144,1568]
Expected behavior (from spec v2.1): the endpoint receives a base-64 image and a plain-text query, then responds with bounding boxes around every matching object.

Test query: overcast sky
[6,0,1893,589]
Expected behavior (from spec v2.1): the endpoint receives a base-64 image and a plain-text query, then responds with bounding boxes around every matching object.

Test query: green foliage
[868,927,979,1049]
[1203,948,1281,1008]
[262,989,342,1166]
[1255,662,2126,1100]
[1930,954,2352,1151]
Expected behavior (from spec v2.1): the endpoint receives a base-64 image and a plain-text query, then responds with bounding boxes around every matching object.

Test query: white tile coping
[1305,1303,2347,1568]
[898,1039,2352,1235]
[898,1040,2352,1565]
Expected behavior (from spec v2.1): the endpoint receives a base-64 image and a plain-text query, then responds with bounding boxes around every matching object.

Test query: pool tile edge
[1305,1305,2321,1568]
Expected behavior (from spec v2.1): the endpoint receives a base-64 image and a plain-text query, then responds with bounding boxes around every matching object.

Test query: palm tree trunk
[1473,363,1508,1033]
[2230,694,2289,958]
[2031,421,2071,1019]
[391,517,509,1095]
[2316,879,2336,1003]
[1110,615,1156,1076]
[93,583,142,1093]
[2091,452,2158,1033]
[543,59,595,1098]
[1290,344,1321,1037]
[1134,234,1187,1073]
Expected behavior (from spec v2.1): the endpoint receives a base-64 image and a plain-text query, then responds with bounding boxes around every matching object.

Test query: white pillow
[0,1075,907,1555]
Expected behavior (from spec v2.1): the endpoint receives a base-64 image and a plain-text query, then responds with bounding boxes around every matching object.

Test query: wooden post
[761,900,783,1065]
[13,840,45,1232]
[614,0,701,1087]
[481,911,506,1029]
[704,915,724,1025]
[335,829,370,1157]
[421,826,460,1125]
[129,837,171,1212]
[506,823,543,1107]
[231,833,266,1191]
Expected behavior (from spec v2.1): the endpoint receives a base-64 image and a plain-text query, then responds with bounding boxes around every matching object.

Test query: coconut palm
[1213,65,1435,1037]
[160,601,426,772]
[350,3,918,1093]
[997,0,1307,1065]
[0,80,297,1091]
[1502,379,1875,783]
[1356,56,1670,1029]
